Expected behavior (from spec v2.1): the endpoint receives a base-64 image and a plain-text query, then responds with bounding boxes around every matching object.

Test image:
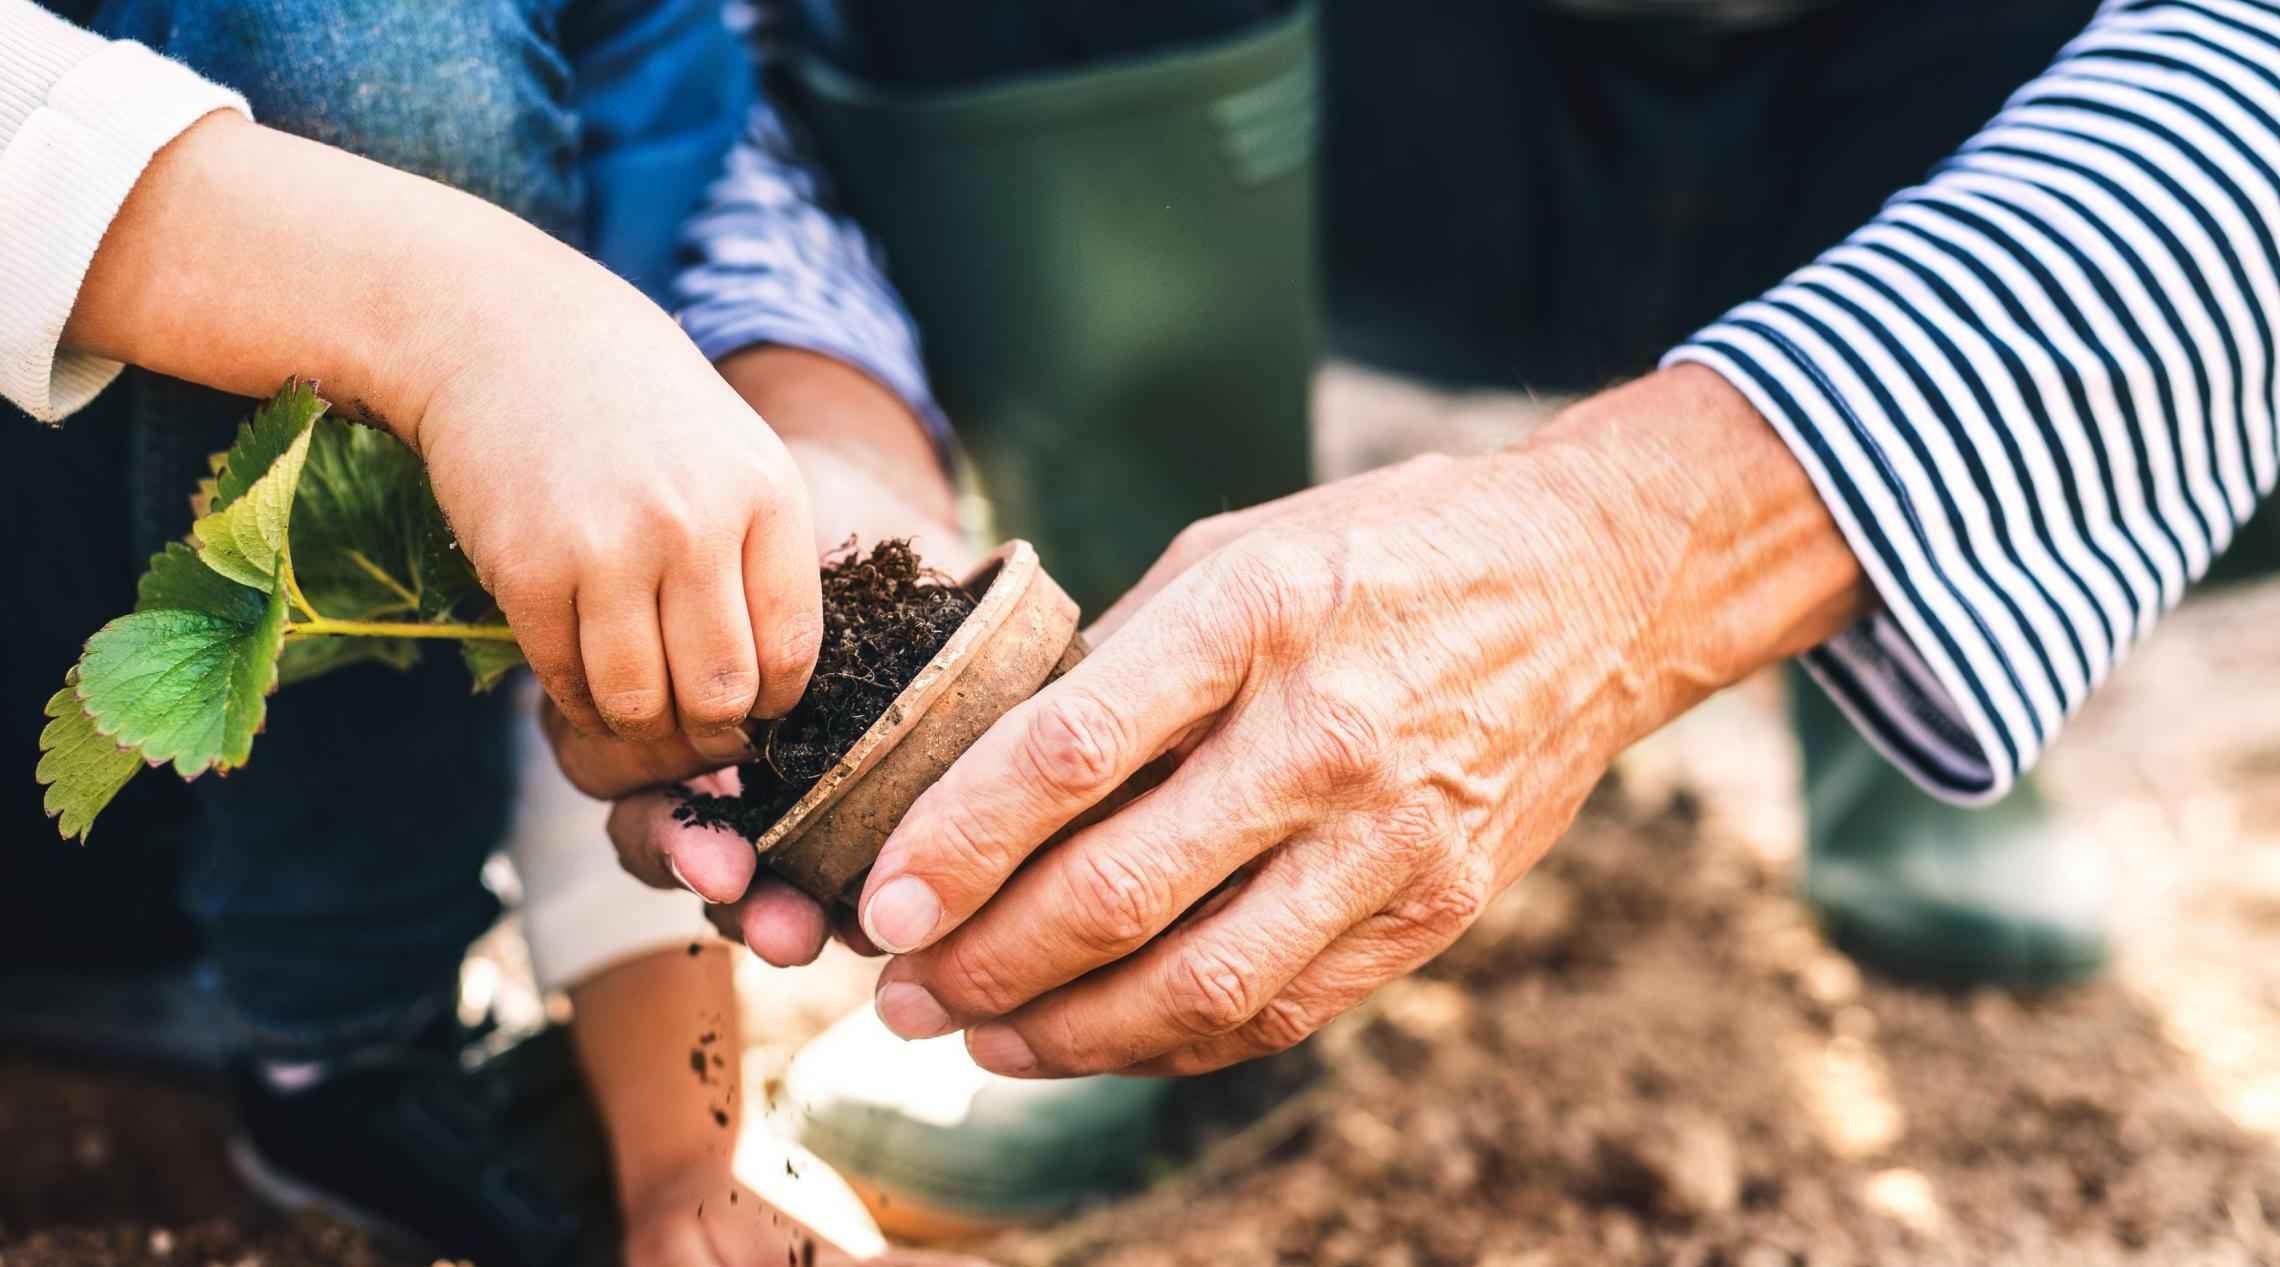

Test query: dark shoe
[1793,667,2110,988]
[227,1021,619,1267]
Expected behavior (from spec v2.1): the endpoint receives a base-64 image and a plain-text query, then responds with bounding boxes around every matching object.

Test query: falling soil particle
[673,540,975,841]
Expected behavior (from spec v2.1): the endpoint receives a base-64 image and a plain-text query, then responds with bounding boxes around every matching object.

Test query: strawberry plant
[36,380,524,840]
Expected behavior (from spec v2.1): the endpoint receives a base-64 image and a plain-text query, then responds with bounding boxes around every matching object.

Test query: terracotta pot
[757,539,1085,906]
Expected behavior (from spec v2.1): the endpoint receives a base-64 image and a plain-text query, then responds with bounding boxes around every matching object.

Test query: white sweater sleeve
[503,686,716,994]
[0,0,248,422]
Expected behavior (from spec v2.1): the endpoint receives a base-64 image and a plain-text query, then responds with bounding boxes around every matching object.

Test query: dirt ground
[8,367,2280,1265]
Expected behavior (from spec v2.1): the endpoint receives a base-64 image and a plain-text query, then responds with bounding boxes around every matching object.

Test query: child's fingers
[579,577,675,740]
[660,560,762,737]
[497,569,607,734]
[743,508,824,720]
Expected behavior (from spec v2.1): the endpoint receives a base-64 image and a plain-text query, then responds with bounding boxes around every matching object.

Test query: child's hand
[63,113,824,743]
[544,348,968,965]
[412,288,823,743]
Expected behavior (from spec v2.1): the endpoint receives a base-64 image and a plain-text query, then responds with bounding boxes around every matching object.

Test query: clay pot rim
[752,539,1037,861]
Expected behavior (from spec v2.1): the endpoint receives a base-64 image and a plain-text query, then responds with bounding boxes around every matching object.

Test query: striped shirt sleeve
[1667,0,2280,804]
[672,2,948,457]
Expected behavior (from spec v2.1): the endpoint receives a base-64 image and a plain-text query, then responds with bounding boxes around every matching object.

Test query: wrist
[719,345,954,524]
[1532,365,1869,736]
[368,226,663,456]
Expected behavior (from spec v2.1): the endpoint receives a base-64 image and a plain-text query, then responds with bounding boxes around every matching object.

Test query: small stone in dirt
[1599,1109,1741,1220]
[712,1108,730,1129]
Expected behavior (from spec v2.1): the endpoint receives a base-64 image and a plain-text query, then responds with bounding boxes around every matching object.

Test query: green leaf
[78,547,289,780]
[191,382,325,593]
[291,419,429,619]
[36,674,142,842]
[461,637,526,693]
[278,635,421,687]
[417,497,488,621]
[135,541,269,616]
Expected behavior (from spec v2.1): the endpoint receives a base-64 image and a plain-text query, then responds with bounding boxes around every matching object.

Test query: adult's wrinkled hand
[858,366,1867,1077]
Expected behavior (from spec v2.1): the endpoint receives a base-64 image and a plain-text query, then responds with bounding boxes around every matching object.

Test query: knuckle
[939,944,1027,1018]
[1288,677,1390,790]
[1026,1008,1104,1074]
[760,606,824,676]
[638,498,705,549]
[1374,793,1457,861]
[1207,547,1331,659]
[1164,944,1266,1039]
[595,685,672,736]
[1056,849,1167,954]
[1169,512,1242,563]
[909,800,1009,889]
[679,665,759,728]
[1381,872,1490,949]
[538,673,602,730]
[1018,689,1129,799]
[1241,992,1324,1057]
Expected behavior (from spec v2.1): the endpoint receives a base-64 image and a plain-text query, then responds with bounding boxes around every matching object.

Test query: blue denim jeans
[0,0,749,1059]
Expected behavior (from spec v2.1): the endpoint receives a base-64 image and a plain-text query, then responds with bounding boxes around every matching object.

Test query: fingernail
[667,855,701,897]
[967,1024,1036,1075]
[863,876,942,953]
[875,981,954,1039]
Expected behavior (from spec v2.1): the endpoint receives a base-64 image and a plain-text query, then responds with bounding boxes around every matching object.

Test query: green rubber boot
[781,10,1322,1230]
[1793,665,2110,988]
[779,1008,1170,1237]
[791,4,1321,612]
[1797,498,2280,987]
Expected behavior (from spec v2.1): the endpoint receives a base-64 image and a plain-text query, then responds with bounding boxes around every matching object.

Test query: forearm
[63,111,665,449]
[1532,362,1869,729]
[1661,0,2280,800]
[569,943,743,1211]
[721,345,953,523]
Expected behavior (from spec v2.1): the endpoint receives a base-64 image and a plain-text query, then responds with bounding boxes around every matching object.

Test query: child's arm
[569,943,786,1267]
[7,3,823,743]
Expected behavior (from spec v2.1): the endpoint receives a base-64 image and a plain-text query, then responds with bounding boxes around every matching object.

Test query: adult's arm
[1671,0,2280,802]
[853,0,2280,1078]
[672,0,950,464]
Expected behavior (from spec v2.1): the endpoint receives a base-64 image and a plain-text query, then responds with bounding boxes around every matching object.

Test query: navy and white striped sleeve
[1667,0,2280,804]
[672,3,948,455]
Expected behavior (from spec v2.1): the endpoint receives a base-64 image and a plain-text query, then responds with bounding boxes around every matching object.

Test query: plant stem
[344,549,420,607]
[278,556,320,622]
[285,617,518,642]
